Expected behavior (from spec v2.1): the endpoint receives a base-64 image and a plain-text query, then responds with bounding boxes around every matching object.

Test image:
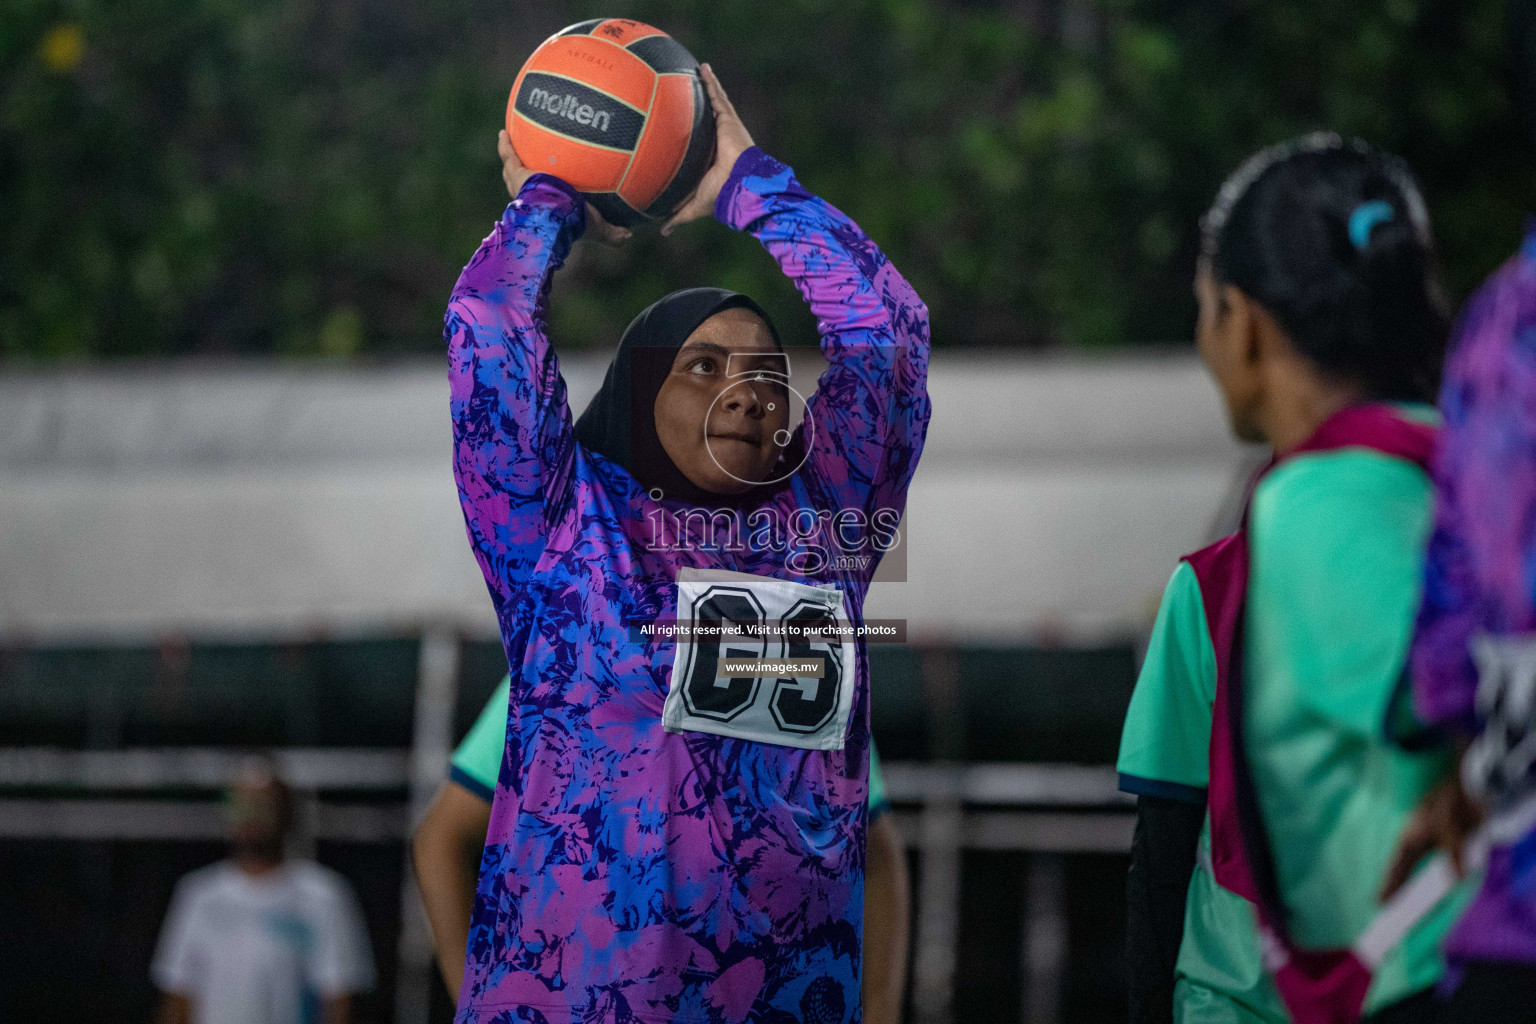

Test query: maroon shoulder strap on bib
[1184,404,1435,1024]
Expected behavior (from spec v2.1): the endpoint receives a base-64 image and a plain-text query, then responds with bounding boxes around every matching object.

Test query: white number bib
[662,567,858,751]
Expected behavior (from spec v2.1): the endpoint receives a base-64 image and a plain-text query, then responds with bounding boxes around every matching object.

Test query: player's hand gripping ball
[507,19,716,228]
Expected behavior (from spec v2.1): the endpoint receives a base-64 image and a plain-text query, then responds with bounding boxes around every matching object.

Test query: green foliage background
[1,0,1529,359]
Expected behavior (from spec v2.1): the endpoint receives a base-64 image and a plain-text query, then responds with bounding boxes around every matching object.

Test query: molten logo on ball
[526,87,613,133]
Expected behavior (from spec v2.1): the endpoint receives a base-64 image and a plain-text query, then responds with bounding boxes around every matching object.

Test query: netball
[506,19,714,227]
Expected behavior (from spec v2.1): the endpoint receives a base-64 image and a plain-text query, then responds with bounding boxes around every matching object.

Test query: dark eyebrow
[674,340,732,364]
[673,341,785,373]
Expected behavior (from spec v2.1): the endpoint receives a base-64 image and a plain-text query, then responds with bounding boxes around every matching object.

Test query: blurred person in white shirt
[152,758,375,1024]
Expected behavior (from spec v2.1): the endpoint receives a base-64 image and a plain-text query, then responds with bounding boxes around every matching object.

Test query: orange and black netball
[507,19,715,227]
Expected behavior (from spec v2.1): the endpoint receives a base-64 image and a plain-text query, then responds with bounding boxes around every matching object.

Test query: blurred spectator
[151,758,375,1024]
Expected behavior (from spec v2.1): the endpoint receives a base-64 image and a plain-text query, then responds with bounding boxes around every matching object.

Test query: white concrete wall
[0,353,1253,644]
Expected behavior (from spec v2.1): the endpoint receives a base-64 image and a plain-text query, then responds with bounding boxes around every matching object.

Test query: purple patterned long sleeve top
[1412,222,1536,966]
[443,147,930,1024]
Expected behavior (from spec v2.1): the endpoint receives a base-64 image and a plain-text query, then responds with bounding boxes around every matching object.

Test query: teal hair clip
[1348,200,1395,250]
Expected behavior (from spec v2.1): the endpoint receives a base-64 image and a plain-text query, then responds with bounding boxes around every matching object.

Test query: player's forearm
[720,148,932,515]
[320,994,351,1024]
[446,178,584,587]
[863,813,911,1024]
[716,148,928,358]
[1125,795,1203,1024]
[411,802,485,999]
[447,177,582,346]
[156,993,192,1024]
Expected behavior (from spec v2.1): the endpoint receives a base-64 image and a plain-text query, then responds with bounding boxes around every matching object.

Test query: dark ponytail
[1201,134,1450,403]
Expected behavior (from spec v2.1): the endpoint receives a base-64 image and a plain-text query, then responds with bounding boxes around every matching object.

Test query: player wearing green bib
[1120,136,1472,1024]
[1121,559,1289,1024]
[414,678,908,1024]
[1121,443,1473,1024]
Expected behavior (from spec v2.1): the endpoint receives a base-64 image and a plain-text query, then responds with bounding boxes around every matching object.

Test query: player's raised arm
[445,135,628,604]
[666,66,932,525]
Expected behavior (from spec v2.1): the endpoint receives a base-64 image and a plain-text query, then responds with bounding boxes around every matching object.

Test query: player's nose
[719,377,765,418]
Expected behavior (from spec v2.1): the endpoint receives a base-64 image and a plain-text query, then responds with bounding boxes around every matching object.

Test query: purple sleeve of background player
[1413,420,1483,734]
[1411,239,1536,734]
[444,176,584,609]
[716,147,932,526]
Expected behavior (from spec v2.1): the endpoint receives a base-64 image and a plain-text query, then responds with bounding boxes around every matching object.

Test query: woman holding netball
[1118,135,1473,1024]
[444,53,929,1024]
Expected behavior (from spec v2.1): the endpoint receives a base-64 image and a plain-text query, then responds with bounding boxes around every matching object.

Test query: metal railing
[0,744,1131,1024]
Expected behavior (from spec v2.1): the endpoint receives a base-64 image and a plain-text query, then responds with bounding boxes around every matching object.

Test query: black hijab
[574,287,787,506]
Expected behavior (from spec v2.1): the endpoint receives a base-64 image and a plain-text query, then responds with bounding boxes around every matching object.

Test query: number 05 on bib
[662,568,859,751]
